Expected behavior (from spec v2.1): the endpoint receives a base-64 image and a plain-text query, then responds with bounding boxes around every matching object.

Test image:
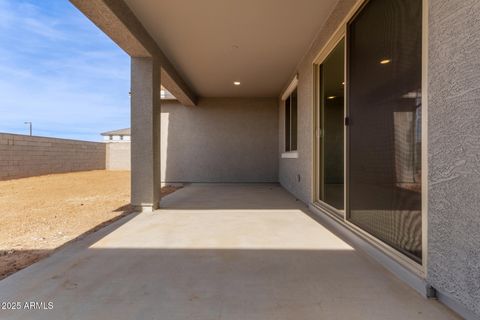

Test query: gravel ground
[0,170,177,280]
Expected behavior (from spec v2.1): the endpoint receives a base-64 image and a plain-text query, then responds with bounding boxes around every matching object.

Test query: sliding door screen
[320,39,345,210]
[347,0,423,262]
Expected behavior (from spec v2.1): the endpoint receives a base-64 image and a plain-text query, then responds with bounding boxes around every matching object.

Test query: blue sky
[0,0,130,141]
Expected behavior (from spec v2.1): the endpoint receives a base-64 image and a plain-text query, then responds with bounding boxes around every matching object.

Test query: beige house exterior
[101,128,131,142]
[69,1,480,319]
[102,128,131,170]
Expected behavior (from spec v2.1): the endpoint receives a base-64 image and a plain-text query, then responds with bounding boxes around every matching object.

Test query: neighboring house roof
[161,86,176,100]
[101,128,131,136]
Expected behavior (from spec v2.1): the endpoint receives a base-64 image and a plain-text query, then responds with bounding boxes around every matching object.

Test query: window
[285,88,297,152]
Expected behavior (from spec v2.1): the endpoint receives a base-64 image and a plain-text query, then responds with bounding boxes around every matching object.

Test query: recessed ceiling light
[380,59,391,64]
[342,82,345,85]
[233,81,241,86]
[327,96,336,100]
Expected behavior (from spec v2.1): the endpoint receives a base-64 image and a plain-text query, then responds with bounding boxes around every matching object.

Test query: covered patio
[13,0,475,317]
[0,184,458,319]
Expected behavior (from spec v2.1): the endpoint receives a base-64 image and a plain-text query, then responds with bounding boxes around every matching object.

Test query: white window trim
[281,151,299,159]
[281,74,298,101]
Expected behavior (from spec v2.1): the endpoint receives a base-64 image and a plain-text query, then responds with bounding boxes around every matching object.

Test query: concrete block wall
[106,142,131,170]
[0,133,106,180]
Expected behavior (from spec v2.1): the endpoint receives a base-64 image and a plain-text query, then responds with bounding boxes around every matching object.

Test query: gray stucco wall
[0,133,106,180]
[161,98,278,183]
[278,0,357,203]
[428,0,480,317]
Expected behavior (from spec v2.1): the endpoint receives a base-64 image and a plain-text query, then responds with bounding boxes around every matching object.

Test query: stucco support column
[131,57,161,212]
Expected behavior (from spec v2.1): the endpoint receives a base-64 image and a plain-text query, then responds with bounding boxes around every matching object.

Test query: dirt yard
[0,170,177,280]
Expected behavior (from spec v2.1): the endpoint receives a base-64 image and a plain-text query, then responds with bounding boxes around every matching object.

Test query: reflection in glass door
[319,39,345,211]
[347,0,423,262]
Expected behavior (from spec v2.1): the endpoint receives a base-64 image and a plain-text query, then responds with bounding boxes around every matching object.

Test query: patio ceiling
[123,0,340,97]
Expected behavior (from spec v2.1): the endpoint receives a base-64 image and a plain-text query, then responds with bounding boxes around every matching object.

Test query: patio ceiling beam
[70,0,198,106]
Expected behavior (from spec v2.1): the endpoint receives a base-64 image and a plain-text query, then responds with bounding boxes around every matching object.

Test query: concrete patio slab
[0,184,459,319]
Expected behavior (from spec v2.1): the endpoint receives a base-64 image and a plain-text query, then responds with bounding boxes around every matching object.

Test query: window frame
[284,88,298,153]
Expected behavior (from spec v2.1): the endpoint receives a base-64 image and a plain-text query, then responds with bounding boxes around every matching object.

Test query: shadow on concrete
[0,248,459,320]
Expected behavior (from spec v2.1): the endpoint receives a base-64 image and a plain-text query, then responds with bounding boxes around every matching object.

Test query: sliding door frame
[311,0,428,277]
[313,30,346,218]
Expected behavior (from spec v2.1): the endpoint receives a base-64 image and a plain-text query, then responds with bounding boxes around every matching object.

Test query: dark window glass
[285,90,297,152]
[285,96,291,151]
[347,0,423,262]
[320,39,345,210]
[291,89,298,151]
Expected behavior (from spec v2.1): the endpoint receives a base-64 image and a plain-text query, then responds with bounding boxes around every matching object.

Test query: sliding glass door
[319,39,345,211]
[315,0,423,264]
[346,0,423,262]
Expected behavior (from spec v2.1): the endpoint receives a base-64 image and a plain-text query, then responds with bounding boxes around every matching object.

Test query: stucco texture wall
[161,98,278,183]
[0,133,106,180]
[427,0,480,316]
[278,0,358,203]
[106,142,131,170]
